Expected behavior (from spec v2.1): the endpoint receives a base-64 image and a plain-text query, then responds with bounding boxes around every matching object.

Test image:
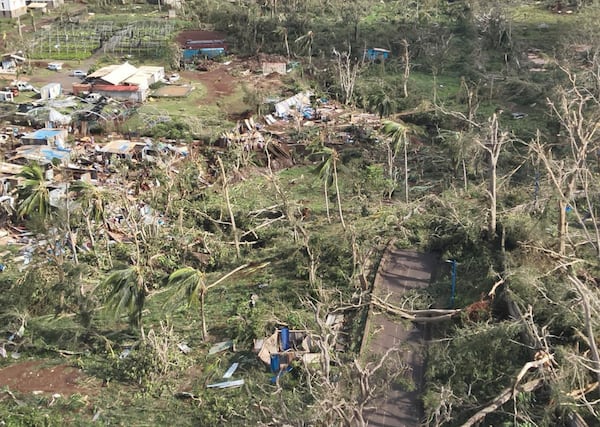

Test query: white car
[14,81,33,91]
[71,70,87,78]
[168,73,180,82]
[47,62,63,71]
[84,93,102,103]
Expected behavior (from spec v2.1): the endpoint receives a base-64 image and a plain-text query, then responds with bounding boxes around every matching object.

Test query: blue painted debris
[280,327,290,351]
[302,107,315,119]
[270,353,280,373]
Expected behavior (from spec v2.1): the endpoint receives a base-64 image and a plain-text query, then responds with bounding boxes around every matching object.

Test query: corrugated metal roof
[22,128,65,140]
[0,162,23,175]
[13,145,71,164]
[89,63,138,85]
[138,66,163,73]
[87,65,120,79]
[100,140,147,155]
[123,74,149,86]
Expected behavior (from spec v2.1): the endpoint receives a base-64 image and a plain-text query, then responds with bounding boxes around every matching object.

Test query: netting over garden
[31,21,176,60]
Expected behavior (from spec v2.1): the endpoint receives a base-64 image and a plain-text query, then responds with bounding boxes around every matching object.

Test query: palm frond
[166,267,205,308]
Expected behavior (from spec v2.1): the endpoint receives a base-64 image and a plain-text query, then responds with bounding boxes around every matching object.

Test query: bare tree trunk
[462,379,544,427]
[333,46,362,105]
[404,138,409,203]
[324,176,331,223]
[401,39,410,98]
[489,148,497,238]
[475,113,507,239]
[559,199,567,255]
[200,290,207,340]
[568,275,600,386]
[217,156,241,259]
[333,158,346,230]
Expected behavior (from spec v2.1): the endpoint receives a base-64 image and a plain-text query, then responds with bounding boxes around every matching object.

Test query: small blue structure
[14,145,71,165]
[178,30,228,61]
[20,128,68,146]
[280,327,290,351]
[183,47,226,60]
[364,48,391,62]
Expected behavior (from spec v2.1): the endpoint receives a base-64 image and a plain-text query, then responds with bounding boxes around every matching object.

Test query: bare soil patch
[0,360,99,395]
[153,85,194,98]
[182,67,237,102]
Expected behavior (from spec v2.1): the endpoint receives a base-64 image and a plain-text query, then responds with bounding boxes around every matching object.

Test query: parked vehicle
[84,93,103,103]
[168,73,180,82]
[14,81,34,91]
[0,91,14,102]
[47,62,63,71]
[70,70,87,78]
[3,86,19,96]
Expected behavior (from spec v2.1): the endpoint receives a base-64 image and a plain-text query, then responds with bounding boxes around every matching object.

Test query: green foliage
[17,162,50,221]
[107,325,191,394]
[143,120,192,141]
[425,321,531,424]
[103,266,146,329]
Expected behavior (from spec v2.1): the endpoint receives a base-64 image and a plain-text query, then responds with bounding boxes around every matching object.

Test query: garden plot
[31,21,176,61]
[152,85,194,98]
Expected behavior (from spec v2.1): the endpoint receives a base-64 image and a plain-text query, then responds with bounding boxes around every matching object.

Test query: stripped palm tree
[313,146,346,229]
[167,262,269,341]
[104,266,146,330]
[17,162,50,220]
[381,120,422,203]
[295,30,314,66]
[71,180,111,251]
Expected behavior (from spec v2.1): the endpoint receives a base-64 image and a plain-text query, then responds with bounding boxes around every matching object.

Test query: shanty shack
[99,139,148,160]
[40,82,61,100]
[364,47,390,61]
[0,53,26,73]
[10,145,71,166]
[20,128,68,147]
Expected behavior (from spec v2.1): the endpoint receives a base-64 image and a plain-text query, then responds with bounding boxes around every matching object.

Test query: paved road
[364,248,437,427]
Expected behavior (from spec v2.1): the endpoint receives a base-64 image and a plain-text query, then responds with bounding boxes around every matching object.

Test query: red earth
[0,360,99,395]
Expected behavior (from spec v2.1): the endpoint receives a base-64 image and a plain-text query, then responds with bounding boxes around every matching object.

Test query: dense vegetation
[0,0,599,425]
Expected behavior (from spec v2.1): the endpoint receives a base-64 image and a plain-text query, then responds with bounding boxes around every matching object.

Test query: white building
[40,82,61,100]
[74,63,165,103]
[0,0,26,18]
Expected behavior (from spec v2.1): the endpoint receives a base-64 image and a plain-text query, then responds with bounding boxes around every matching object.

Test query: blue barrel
[270,354,280,373]
[280,327,290,351]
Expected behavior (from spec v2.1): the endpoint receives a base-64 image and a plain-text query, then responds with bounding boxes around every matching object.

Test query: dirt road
[363,248,437,426]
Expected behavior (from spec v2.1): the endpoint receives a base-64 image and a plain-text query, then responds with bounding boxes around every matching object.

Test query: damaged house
[72,63,164,103]
[0,53,26,74]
